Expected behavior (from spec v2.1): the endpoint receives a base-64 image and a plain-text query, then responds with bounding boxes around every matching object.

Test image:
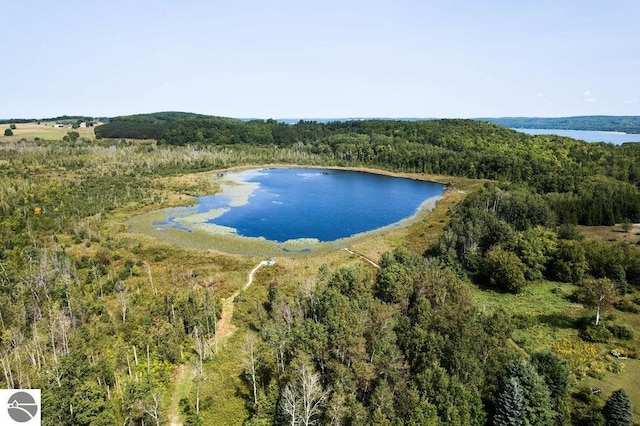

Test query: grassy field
[578,223,640,244]
[474,281,640,420]
[0,121,98,141]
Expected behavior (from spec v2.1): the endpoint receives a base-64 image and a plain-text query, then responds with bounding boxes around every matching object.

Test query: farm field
[1,121,97,141]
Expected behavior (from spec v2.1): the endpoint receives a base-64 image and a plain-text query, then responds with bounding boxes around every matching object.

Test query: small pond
[134,168,445,253]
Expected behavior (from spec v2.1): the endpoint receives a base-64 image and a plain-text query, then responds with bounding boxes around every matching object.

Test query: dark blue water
[207,168,443,242]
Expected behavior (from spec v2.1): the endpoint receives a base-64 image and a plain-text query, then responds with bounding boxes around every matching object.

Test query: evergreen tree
[603,389,633,426]
[493,377,525,426]
[502,358,555,426]
[530,352,570,399]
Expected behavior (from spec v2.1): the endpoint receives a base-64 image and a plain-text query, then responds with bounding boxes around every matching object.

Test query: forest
[1,116,639,425]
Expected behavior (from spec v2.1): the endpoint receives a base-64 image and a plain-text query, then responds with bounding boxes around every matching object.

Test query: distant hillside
[94,112,246,140]
[0,115,98,125]
[477,116,640,133]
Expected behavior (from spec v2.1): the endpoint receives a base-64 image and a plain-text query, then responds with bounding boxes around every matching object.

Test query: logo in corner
[7,391,38,423]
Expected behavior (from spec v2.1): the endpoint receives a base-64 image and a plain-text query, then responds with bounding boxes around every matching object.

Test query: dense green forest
[479,116,640,134]
[1,117,639,424]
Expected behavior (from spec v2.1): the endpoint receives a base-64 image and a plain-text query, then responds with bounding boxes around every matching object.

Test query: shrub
[613,299,639,313]
[580,325,612,343]
[606,324,634,340]
[4,128,13,136]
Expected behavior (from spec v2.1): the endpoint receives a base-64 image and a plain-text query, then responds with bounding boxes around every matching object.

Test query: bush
[606,324,634,340]
[4,128,13,136]
[580,325,612,343]
[9,123,16,129]
[613,299,639,313]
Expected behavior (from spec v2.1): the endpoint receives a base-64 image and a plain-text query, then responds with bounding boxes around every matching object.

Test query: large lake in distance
[513,128,640,144]
[152,168,444,244]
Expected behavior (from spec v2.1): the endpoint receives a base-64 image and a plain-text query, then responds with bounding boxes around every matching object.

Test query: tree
[484,246,527,293]
[582,277,617,326]
[4,128,12,136]
[241,332,261,409]
[64,131,80,142]
[531,351,571,424]
[493,377,525,426]
[549,240,587,283]
[603,389,633,426]
[9,123,16,129]
[279,364,329,426]
[530,352,570,400]
[508,226,557,280]
[501,358,555,426]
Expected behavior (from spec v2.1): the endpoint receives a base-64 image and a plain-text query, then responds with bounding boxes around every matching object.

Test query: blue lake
[512,128,640,144]
[154,168,444,243]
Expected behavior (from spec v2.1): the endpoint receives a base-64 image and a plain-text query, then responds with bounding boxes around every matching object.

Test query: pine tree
[603,389,633,426]
[493,377,525,426]
[502,358,555,426]
[531,352,570,399]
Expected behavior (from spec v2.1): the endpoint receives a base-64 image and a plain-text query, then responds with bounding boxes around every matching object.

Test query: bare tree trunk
[300,366,328,426]
[280,365,329,426]
[241,333,260,407]
[145,392,161,426]
[280,384,298,426]
[0,352,14,389]
[118,290,128,324]
[143,262,157,296]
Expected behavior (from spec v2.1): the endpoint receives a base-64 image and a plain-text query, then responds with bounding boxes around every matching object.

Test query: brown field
[578,224,640,244]
[0,121,98,141]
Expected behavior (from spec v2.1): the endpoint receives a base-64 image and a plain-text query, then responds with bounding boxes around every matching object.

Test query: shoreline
[127,166,448,256]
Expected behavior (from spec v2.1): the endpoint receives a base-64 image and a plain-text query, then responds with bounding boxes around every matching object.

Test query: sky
[2,0,639,119]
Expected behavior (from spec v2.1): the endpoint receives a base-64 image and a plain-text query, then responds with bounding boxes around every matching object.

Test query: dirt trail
[215,260,274,340]
[341,248,380,268]
[168,259,275,425]
[168,365,190,426]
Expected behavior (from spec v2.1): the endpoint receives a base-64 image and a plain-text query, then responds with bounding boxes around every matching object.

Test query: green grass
[473,281,582,321]
[198,331,249,425]
[473,281,640,421]
[582,357,640,421]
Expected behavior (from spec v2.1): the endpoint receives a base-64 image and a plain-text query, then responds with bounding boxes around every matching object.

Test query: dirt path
[215,260,274,340]
[341,248,380,269]
[168,365,191,426]
[168,259,275,425]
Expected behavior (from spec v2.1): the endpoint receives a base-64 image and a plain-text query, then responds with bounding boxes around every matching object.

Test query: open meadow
[1,121,98,141]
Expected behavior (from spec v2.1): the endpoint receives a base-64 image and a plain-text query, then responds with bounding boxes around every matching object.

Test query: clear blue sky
[2,0,639,119]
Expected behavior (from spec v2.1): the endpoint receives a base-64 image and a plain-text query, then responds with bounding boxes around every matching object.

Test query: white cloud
[624,97,638,104]
[582,90,597,103]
